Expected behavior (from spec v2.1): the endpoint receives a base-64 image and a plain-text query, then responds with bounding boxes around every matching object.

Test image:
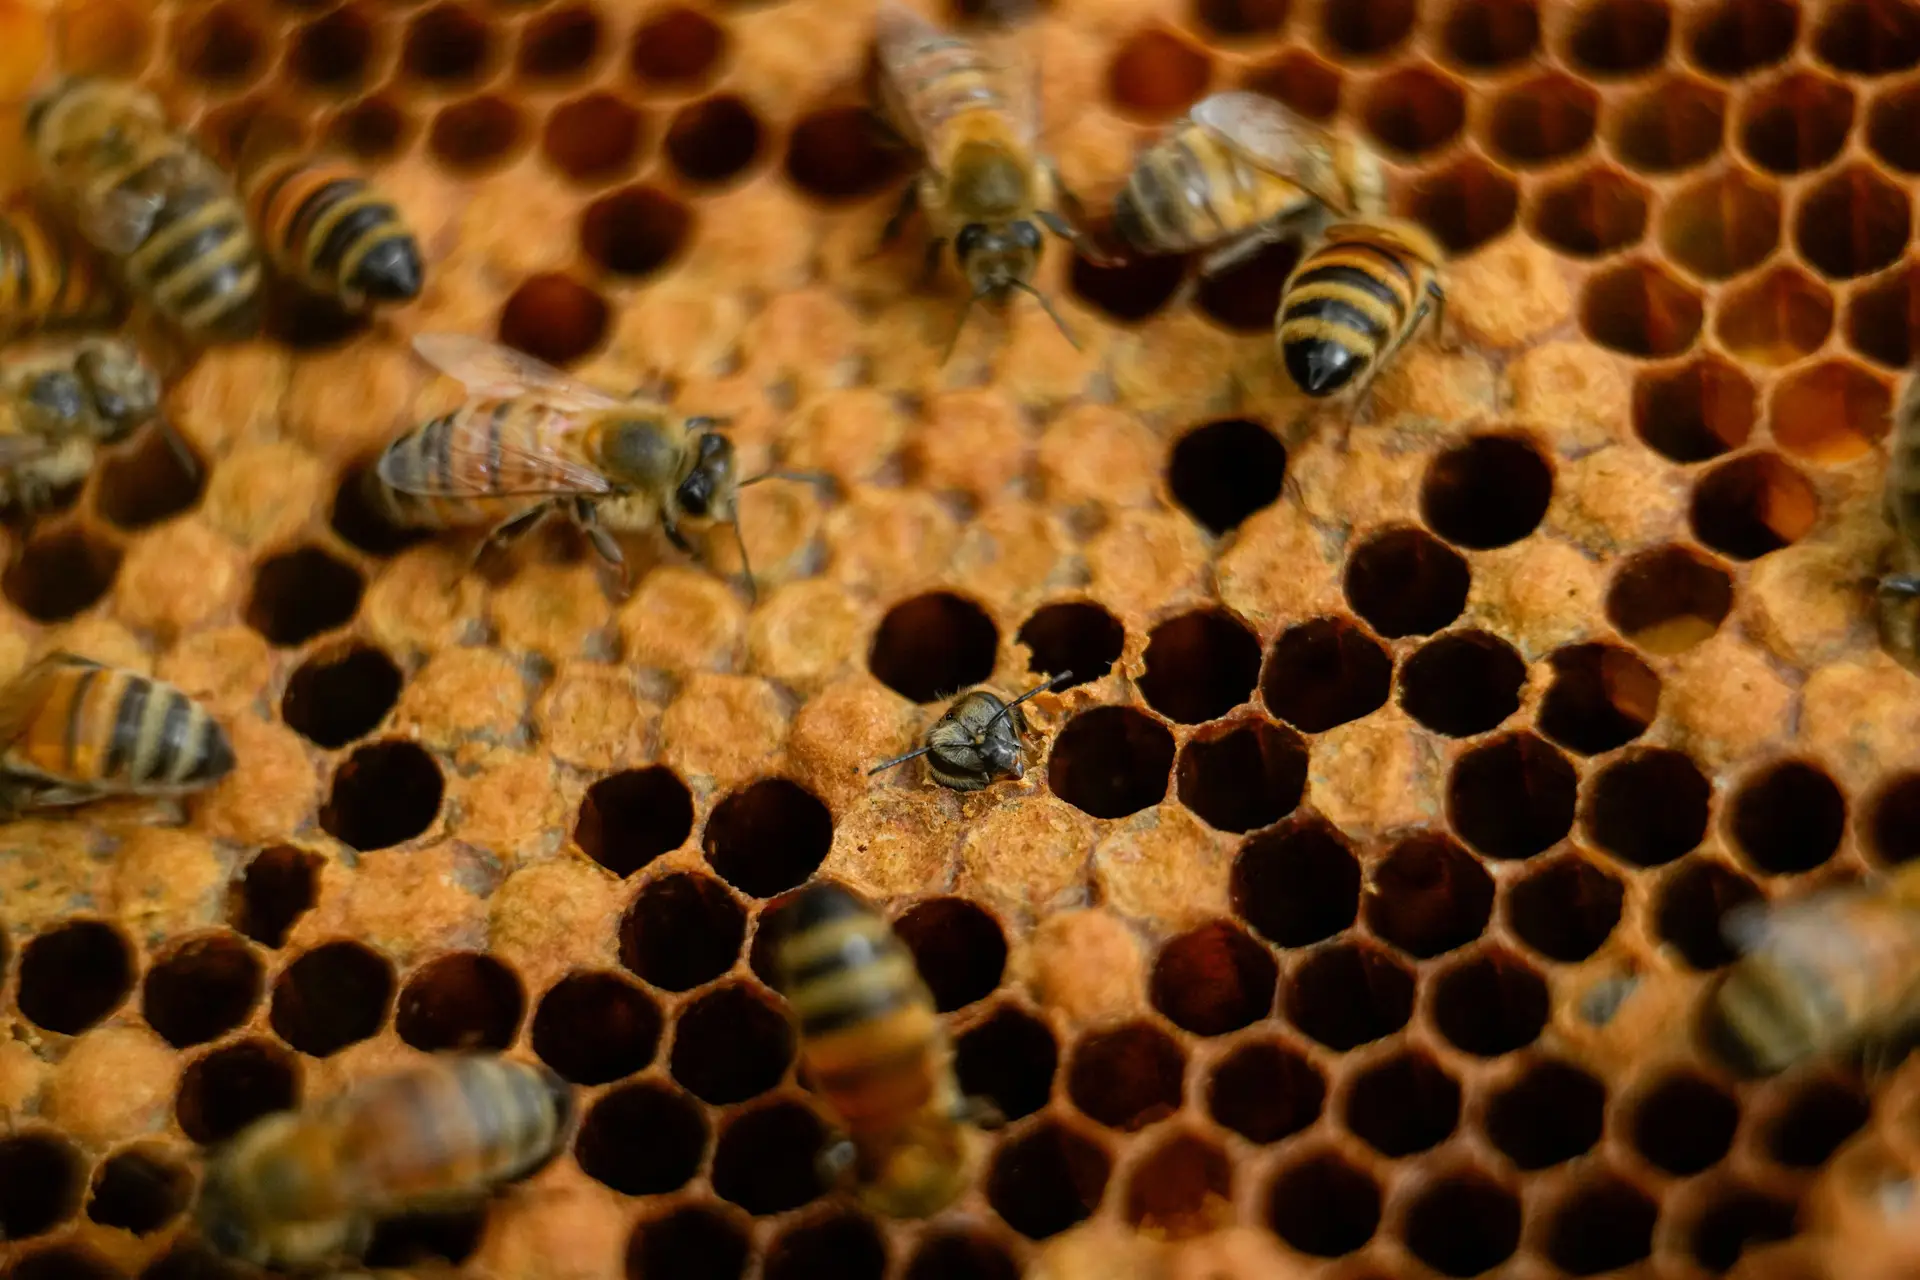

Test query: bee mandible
[868,671,1072,791]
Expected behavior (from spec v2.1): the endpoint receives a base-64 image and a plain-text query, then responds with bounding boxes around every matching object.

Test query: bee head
[75,345,159,441]
[674,427,737,520]
[954,220,1042,299]
[23,370,86,427]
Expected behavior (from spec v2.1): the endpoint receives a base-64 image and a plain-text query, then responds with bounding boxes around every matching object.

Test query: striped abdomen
[0,204,119,336]
[876,10,1007,151]
[246,156,421,309]
[0,655,233,800]
[374,399,577,529]
[1278,221,1440,397]
[122,150,264,342]
[1115,124,1315,255]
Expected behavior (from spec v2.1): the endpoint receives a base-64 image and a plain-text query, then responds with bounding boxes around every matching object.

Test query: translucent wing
[73,180,165,257]
[1188,90,1334,181]
[410,334,620,411]
[874,3,1033,162]
[376,404,613,499]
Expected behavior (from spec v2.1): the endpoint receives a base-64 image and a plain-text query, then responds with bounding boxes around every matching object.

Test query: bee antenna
[942,290,982,366]
[1011,279,1081,352]
[742,469,833,490]
[730,516,757,606]
[982,670,1074,732]
[868,744,937,776]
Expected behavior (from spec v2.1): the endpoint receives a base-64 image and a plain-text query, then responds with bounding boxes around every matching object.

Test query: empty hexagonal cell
[1714,266,1833,367]
[986,1122,1111,1240]
[894,897,1005,1012]
[710,1100,827,1215]
[1150,920,1277,1035]
[669,981,795,1105]
[581,184,691,280]
[518,3,603,82]
[1447,732,1578,860]
[1772,358,1893,465]
[1740,70,1854,174]
[396,952,522,1053]
[172,1,266,88]
[1846,262,1920,369]
[903,1232,1018,1280]
[1545,1174,1658,1275]
[1687,1183,1799,1272]
[18,919,133,1036]
[620,872,746,992]
[630,6,726,90]
[143,932,262,1049]
[532,969,660,1086]
[1068,1021,1185,1131]
[765,1213,885,1280]
[0,1132,83,1241]
[1048,706,1174,819]
[1540,643,1659,758]
[1261,616,1392,733]
[1343,527,1469,639]
[175,1038,300,1144]
[666,95,763,188]
[1285,940,1414,1050]
[401,3,493,84]
[1631,1070,1739,1173]
[270,940,394,1057]
[3,526,120,622]
[1586,747,1712,867]
[1265,1148,1379,1257]
[1365,833,1494,958]
[1430,947,1548,1057]
[329,95,414,163]
[1441,0,1539,68]
[95,423,205,531]
[289,6,378,94]
[1528,165,1649,257]
[1405,155,1519,255]
[1191,0,1290,39]
[1231,816,1359,946]
[8,1245,121,1280]
[1870,771,1920,866]
[869,591,998,703]
[1763,1076,1870,1167]
[1206,1038,1324,1142]
[1506,853,1625,962]
[1611,76,1725,172]
[1399,630,1525,740]
[1633,356,1755,462]
[576,1081,707,1195]
[229,845,323,949]
[1178,718,1306,834]
[1069,249,1186,323]
[365,1207,486,1269]
[1690,0,1797,75]
[1483,1058,1606,1169]
[1581,259,1704,356]
[1568,0,1671,72]
[785,106,912,202]
[1690,451,1818,561]
[320,740,443,852]
[1799,165,1912,281]
[497,273,608,367]
[1167,417,1287,535]
[1239,47,1343,118]
[1362,65,1466,156]
[1017,601,1123,687]
[702,778,830,898]
[1108,27,1213,120]
[1124,1130,1233,1238]
[1420,433,1552,552]
[1342,1050,1459,1157]
[955,1004,1058,1122]
[1322,0,1415,56]
[87,1147,190,1236]
[626,1206,751,1280]
[282,643,401,750]
[247,545,363,647]
[1403,1169,1523,1276]
[1727,761,1846,877]
[1138,609,1261,723]
[542,92,645,186]
[1870,77,1920,176]
[429,96,528,174]
[1815,0,1920,73]
[1662,170,1780,281]
[1488,72,1598,166]
[1656,857,1762,969]
[1606,545,1733,654]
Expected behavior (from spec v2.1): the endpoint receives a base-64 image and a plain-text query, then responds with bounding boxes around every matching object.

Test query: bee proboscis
[0,335,162,514]
[0,196,123,337]
[1878,371,1920,672]
[868,671,1071,791]
[1276,216,1446,399]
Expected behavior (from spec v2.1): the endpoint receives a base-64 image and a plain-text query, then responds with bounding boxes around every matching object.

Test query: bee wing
[1188,90,1330,181]
[376,402,614,499]
[411,334,622,412]
[72,179,167,258]
[874,3,1036,159]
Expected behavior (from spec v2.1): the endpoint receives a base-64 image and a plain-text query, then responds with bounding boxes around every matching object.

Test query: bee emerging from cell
[869,671,1072,791]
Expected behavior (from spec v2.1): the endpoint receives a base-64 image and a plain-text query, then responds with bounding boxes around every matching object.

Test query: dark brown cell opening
[1740,72,1854,174]
[1773,359,1893,465]
[1656,858,1762,969]
[1139,609,1261,724]
[1231,816,1359,946]
[627,1206,751,1280]
[290,6,376,91]
[1634,357,1754,462]
[1168,418,1288,536]
[95,424,204,531]
[1344,1051,1459,1157]
[1398,631,1524,739]
[329,97,414,164]
[1797,165,1912,280]
[282,643,401,749]
[1363,66,1466,156]
[1017,601,1124,687]
[711,1100,829,1214]
[396,952,523,1052]
[1605,544,1733,654]
[1714,266,1833,367]
[87,1149,191,1236]
[955,1004,1058,1122]
[1488,73,1598,166]
[1193,0,1288,38]
[1581,260,1704,357]
[319,739,443,852]
[904,1232,1018,1280]
[1765,1077,1870,1168]
[18,920,133,1036]
[1612,78,1725,172]
[1442,0,1539,67]
[269,940,394,1056]
[1343,526,1470,639]
[172,2,263,86]
[895,897,1006,1012]
[868,590,999,703]
[246,545,363,646]
[143,933,262,1049]
[784,106,910,202]
[1265,1150,1380,1257]
[3,526,121,623]
[1239,48,1343,119]
[1178,717,1307,833]
[630,6,726,89]
[1546,1176,1658,1275]
[577,767,694,879]
[704,777,830,898]
[620,872,746,991]
[986,1123,1111,1240]
[264,289,373,354]
[543,92,644,186]
[1365,833,1494,959]
[1815,0,1920,74]
[1107,27,1213,120]
[1631,1070,1739,1174]
[229,845,323,949]
[1847,263,1920,369]
[1529,166,1649,257]
[402,2,492,83]
[1048,705,1174,819]
[1690,1186,1799,1273]
[1661,171,1780,281]
[1261,616,1392,733]
[1285,941,1414,1051]
[1568,0,1671,73]
[666,95,763,187]
[1124,1132,1233,1239]
[1402,1171,1522,1277]
[1150,919,1277,1036]
[765,1213,886,1280]
[0,1134,83,1241]
[1587,747,1712,867]
[1483,1059,1606,1169]
[1869,772,1920,866]
[1323,0,1414,55]
[428,96,526,174]
[519,3,602,81]
[1431,948,1548,1056]
[1207,1038,1323,1143]
[1870,80,1920,172]
[497,273,609,367]
[1448,732,1577,860]
[1507,854,1624,962]
[1068,249,1187,323]
[362,1208,486,1269]
[197,97,281,173]
[670,982,793,1105]
[1406,156,1519,255]
[7,1246,119,1280]
[175,1038,301,1144]
[581,184,692,279]
[1195,238,1301,334]
[577,1082,707,1195]
[1067,1021,1185,1131]
[1690,451,1818,560]
[533,970,660,1085]
[1691,0,1797,74]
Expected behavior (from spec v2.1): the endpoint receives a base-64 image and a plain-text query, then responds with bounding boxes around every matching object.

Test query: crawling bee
[771,882,989,1218]
[873,4,1095,358]
[0,336,161,513]
[1879,372,1920,672]
[196,1055,573,1272]
[26,76,263,343]
[1113,90,1387,276]
[868,672,1071,791]
[0,652,233,819]
[1276,217,1446,399]
[0,197,122,337]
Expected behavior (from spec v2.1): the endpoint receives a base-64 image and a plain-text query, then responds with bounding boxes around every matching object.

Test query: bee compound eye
[955,223,988,257]
[1014,220,1042,250]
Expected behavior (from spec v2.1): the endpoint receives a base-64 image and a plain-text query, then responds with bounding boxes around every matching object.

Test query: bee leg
[1195,227,1285,281]
[1882,574,1920,597]
[1423,281,1457,353]
[1035,208,1116,269]
[919,237,948,291]
[866,181,921,261]
[461,502,553,583]
[955,1095,1007,1131]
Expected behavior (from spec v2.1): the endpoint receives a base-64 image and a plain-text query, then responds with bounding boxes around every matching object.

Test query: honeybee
[1276,217,1446,399]
[1878,371,1920,672]
[196,1055,573,1272]
[0,652,233,819]
[1113,91,1387,276]
[0,197,122,337]
[1544,958,1698,1077]
[873,4,1096,358]
[26,77,263,344]
[374,334,793,599]
[771,882,994,1218]
[868,672,1071,791]
[0,336,160,513]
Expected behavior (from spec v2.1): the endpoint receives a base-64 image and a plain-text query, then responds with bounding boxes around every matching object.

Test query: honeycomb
[1,0,1920,1275]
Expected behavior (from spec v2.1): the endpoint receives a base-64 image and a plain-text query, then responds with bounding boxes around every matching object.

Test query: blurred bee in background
[873,3,1100,359]
[869,671,1071,791]
[771,882,993,1218]
[1878,371,1920,672]
[0,196,122,337]
[0,652,233,819]
[1113,90,1387,276]
[0,335,159,513]
[1544,958,1698,1077]
[1276,216,1446,398]
[26,76,263,344]
[196,1055,573,1272]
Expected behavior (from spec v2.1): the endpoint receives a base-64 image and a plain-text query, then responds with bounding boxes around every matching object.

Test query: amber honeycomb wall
[3,0,1920,1276]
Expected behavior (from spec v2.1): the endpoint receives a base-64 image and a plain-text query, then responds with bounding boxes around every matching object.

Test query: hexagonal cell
[18,919,133,1036]
[985,1122,1111,1240]
[229,845,323,949]
[1689,451,1818,562]
[1611,76,1725,172]
[95,422,205,532]
[1538,642,1660,756]
[175,1038,301,1144]
[87,1148,191,1237]
[627,1206,751,1280]
[1261,616,1392,733]
[1285,940,1415,1050]
[1342,1050,1459,1157]
[869,591,997,703]
[395,952,523,1053]
[270,940,394,1056]
[143,932,262,1049]
[1048,706,1175,818]
[1661,170,1780,281]
[576,1082,707,1195]
[401,3,493,85]
[542,92,645,186]
[955,1004,1058,1123]
[1689,0,1797,75]
[1442,0,1539,69]
[1430,947,1549,1056]
[1763,1076,1870,1168]
[1740,70,1854,174]
[1197,228,1304,334]
[1423,435,1552,553]
[1605,544,1733,654]
[1487,72,1598,167]
[620,872,746,992]
[1018,601,1124,687]
[1447,732,1578,861]
[518,2,604,83]
[1687,1183,1800,1272]
[574,768,694,879]
[702,778,830,899]
[497,273,608,367]
[1714,266,1833,368]
[1631,1070,1739,1174]
[1798,165,1912,281]
[1868,771,1920,866]
[1581,259,1703,357]
[1069,249,1186,323]
[1167,417,1287,535]
[1191,0,1290,40]
[320,740,443,852]
[1529,164,1650,258]
[1139,609,1261,724]
[428,96,527,174]
[1068,1021,1185,1131]
[1343,527,1469,639]
[1483,1059,1606,1169]
[629,6,726,91]
[1814,0,1920,74]
[666,95,764,188]
[1634,356,1754,462]
[1122,1131,1232,1238]
[894,898,1005,1012]
[669,982,795,1105]
[1150,920,1277,1035]
[1322,0,1415,56]
[765,1213,885,1280]
[289,6,378,94]
[1231,815,1361,946]
[1265,1148,1380,1257]
[282,643,402,749]
[1586,747,1712,868]
[1177,717,1308,833]
[1869,77,1920,175]
[1107,27,1213,120]
[1545,1174,1658,1275]
[532,970,660,1086]
[1364,832,1494,958]
[1567,0,1671,73]
[581,184,692,280]
[7,1245,120,1280]
[3,525,120,623]
[1362,65,1465,156]
[1506,853,1625,962]
[1206,1038,1324,1142]
[171,1,266,88]
[364,1208,484,1270]
[785,106,912,202]
[710,1100,827,1215]
[903,1232,1018,1280]
[1656,857,1762,969]
[1239,47,1343,119]
[1405,155,1519,255]
[1847,261,1920,369]
[1771,359,1893,465]
[0,1133,83,1241]
[1401,1168,1522,1276]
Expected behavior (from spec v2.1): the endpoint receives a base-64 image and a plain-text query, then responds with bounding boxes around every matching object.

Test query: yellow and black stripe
[1114,124,1313,256]
[0,202,120,337]
[372,401,542,531]
[1277,219,1443,398]
[246,155,422,310]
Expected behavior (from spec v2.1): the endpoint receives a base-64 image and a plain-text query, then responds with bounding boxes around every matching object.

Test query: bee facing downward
[0,652,233,820]
[196,1055,573,1272]
[869,672,1071,791]
[1276,217,1447,399]
[0,336,160,513]
[1878,371,1920,672]
[0,197,123,338]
